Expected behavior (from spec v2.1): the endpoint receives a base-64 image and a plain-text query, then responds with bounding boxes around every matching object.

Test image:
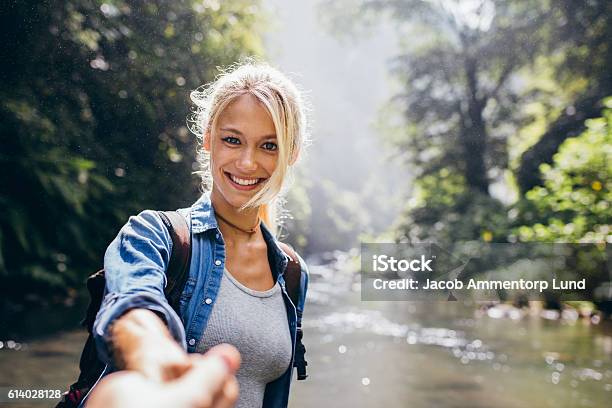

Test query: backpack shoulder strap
[277,242,308,380]
[157,210,191,315]
[278,242,302,308]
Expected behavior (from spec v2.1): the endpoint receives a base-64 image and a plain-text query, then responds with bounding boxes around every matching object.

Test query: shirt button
[215,233,220,239]
[214,259,221,266]
[188,339,196,346]
[205,298,213,305]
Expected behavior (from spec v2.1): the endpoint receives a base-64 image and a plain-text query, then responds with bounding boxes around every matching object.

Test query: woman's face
[205,93,278,210]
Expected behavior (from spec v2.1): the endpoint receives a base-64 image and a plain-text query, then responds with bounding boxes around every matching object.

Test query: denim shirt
[90,192,309,408]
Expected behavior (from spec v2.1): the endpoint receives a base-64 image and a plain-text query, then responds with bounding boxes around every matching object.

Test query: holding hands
[87,309,241,408]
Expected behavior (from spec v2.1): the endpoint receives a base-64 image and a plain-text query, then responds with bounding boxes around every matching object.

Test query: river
[1,261,610,407]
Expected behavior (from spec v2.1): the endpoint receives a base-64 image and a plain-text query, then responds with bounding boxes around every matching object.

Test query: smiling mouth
[224,171,266,190]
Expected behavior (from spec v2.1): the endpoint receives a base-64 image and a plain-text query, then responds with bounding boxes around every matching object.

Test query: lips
[224,171,266,191]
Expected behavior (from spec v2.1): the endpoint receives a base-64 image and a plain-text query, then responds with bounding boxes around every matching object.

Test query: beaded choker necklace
[215,211,260,235]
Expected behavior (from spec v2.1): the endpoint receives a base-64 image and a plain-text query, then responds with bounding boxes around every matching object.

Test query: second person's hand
[87,343,241,408]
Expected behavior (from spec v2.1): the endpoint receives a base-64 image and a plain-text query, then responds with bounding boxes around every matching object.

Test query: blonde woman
[87,62,310,408]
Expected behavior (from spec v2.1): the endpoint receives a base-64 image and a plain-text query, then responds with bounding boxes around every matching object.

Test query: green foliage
[514,0,611,193]
[337,0,552,193]
[306,180,371,254]
[396,98,611,248]
[516,98,612,243]
[323,0,610,248]
[395,168,511,245]
[320,1,609,304]
[279,169,313,253]
[0,0,264,300]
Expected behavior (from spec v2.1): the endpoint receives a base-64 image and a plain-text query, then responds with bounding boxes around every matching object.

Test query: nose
[236,147,257,173]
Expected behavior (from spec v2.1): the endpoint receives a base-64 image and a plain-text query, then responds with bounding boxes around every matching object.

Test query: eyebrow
[220,127,276,140]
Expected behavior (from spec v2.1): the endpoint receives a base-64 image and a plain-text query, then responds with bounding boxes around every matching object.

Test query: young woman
[89,62,310,408]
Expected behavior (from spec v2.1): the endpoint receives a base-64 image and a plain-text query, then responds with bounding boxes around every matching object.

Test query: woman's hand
[110,308,192,382]
[87,344,241,408]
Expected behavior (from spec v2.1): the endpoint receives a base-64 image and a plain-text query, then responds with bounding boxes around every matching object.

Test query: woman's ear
[203,132,211,152]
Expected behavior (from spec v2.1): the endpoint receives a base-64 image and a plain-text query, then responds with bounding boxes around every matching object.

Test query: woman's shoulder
[276,242,308,273]
[121,209,166,234]
[277,241,298,261]
[113,210,175,251]
[123,209,189,234]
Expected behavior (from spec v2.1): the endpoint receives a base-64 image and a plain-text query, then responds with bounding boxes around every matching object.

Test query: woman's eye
[222,136,240,145]
[262,142,278,151]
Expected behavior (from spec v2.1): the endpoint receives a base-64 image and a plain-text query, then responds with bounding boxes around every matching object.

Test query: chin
[213,185,256,210]
[226,195,251,210]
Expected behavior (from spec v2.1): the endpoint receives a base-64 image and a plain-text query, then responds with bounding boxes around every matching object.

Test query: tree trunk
[517,94,603,194]
[460,57,490,195]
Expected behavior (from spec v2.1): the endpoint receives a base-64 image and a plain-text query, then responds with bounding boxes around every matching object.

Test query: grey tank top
[196,268,292,408]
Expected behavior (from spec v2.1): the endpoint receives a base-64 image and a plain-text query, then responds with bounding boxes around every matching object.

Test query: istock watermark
[361,243,611,302]
[372,254,434,272]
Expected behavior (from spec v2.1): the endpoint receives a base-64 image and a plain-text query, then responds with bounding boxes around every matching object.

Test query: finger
[165,355,230,408]
[162,358,194,382]
[211,376,239,408]
[202,343,241,374]
[87,372,149,408]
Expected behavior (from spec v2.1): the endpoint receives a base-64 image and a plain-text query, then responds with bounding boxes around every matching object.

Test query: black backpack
[57,211,307,407]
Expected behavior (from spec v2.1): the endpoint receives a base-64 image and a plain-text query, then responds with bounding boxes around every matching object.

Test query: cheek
[210,146,234,168]
[263,154,279,174]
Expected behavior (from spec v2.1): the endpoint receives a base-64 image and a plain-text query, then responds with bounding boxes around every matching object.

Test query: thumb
[202,344,241,374]
[160,355,231,408]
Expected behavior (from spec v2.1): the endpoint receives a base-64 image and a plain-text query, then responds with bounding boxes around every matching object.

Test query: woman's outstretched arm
[109,308,192,382]
[93,210,187,370]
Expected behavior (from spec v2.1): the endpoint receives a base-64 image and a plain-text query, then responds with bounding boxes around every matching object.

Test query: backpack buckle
[294,328,308,380]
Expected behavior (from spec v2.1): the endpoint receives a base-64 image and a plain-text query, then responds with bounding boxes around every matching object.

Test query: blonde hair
[189,60,309,235]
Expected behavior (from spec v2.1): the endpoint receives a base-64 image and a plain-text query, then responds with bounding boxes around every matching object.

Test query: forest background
[0,0,609,312]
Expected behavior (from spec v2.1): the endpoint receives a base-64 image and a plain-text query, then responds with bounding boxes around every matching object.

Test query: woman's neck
[210,189,261,243]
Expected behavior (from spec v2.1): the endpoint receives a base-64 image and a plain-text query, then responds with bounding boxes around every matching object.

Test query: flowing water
[288,262,612,408]
[1,262,610,407]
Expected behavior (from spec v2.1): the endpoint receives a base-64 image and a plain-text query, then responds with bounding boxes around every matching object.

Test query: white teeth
[229,174,260,186]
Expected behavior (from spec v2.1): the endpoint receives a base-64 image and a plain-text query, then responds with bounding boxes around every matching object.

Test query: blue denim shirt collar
[190,191,219,233]
[189,192,289,276]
